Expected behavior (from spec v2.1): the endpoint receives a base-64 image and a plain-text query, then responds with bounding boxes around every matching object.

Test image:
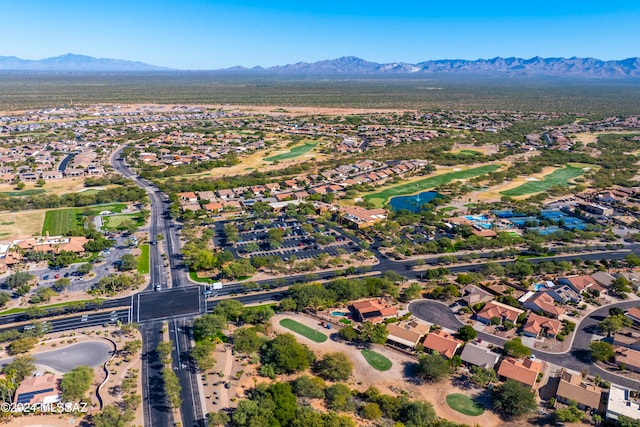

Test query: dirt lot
[0,209,47,241]
[270,313,504,427]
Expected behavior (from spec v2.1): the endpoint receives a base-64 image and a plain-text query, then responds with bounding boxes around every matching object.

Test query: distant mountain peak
[0,54,170,71]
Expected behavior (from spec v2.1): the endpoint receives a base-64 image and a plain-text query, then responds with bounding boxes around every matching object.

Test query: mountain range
[0,54,169,71]
[1,54,640,78]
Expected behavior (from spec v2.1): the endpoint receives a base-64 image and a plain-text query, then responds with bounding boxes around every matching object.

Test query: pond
[388,191,441,213]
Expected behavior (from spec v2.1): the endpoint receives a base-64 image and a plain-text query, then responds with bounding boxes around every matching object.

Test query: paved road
[409,299,640,390]
[0,340,114,373]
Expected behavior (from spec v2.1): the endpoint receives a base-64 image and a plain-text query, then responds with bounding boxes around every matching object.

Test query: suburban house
[385,322,430,351]
[626,307,640,324]
[476,301,524,324]
[203,202,223,213]
[523,292,565,318]
[461,285,493,306]
[13,374,60,405]
[617,272,640,291]
[607,384,640,423]
[15,236,87,254]
[459,343,501,369]
[178,192,198,203]
[421,330,463,359]
[555,369,604,411]
[351,299,398,324]
[522,313,562,338]
[497,357,544,388]
[339,206,387,229]
[591,271,617,288]
[614,347,640,372]
[558,275,603,294]
[547,284,581,304]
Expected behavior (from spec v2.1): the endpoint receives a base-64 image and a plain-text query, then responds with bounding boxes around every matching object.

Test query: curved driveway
[409,299,640,389]
[0,340,114,373]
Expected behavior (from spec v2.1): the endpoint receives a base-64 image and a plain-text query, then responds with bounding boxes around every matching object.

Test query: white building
[606,383,640,422]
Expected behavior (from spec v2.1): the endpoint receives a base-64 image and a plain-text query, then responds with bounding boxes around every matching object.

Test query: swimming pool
[465,215,489,222]
[331,311,348,317]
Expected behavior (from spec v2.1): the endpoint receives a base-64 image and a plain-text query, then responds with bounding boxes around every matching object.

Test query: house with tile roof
[625,307,640,324]
[476,301,524,324]
[522,313,562,338]
[386,322,430,350]
[13,374,60,405]
[555,369,604,411]
[523,292,565,318]
[614,346,640,372]
[558,275,603,294]
[421,329,463,359]
[351,299,398,324]
[497,357,544,388]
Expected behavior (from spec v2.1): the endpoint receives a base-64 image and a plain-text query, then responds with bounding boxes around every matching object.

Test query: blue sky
[1,0,639,69]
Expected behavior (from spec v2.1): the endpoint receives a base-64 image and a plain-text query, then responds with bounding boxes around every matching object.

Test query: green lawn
[189,271,215,283]
[364,164,501,208]
[264,142,317,162]
[458,150,481,156]
[500,165,587,197]
[102,213,145,230]
[42,208,76,235]
[445,394,484,416]
[138,244,150,274]
[42,203,128,235]
[279,318,327,343]
[361,349,392,371]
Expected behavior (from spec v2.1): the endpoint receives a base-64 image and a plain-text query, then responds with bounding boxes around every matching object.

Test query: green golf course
[500,165,587,197]
[364,164,501,208]
[264,142,317,162]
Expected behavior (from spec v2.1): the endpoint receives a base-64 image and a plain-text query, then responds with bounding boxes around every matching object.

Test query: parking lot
[215,216,360,262]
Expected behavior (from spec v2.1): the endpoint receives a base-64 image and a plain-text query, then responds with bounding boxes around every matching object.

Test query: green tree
[156,341,173,364]
[268,382,297,426]
[51,278,71,292]
[162,367,182,408]
[92,404,135,427]
[292,375,326,399]
[554,404,585,423]
[77,262,93,275]
[457,325,477,342]
[233,327,263,354]
[123,393,142,411]
[590,341,615,362]
[0,292,9,308]
[361,402,383,420]
[415,353,450,382]
[261,333,315,374]
[359,321,388,344]
[279,298,297,312]
[119,253,138,271]
[193,313,226,341]
[338,325,358,342]
[325,383,354,412]
[122,339,142,357]
[503,338,532,358]
[470,366,497,387]
[314,352,353,381]
[8,337,38,355]
[207,411,231,426]
[192,340,216,371]
[5,272,34,289]
[213,299,244,322]
[404,400,437,427]
[1,355,35,382]
[60,366,94,401]
[598,315,625,337]
[402,283,423,301]
[492,379,537,419]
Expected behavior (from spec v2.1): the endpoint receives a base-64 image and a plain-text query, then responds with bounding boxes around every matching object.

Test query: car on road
[43,275,49,280]
[155,284,161,291]
[54,274,60,279]
[151,240,157,245]
[202,288,212,296]
[81,315,88,322]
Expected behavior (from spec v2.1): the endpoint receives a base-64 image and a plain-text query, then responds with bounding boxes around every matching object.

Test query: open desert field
[0,209,46,240]
[0,177,89,197]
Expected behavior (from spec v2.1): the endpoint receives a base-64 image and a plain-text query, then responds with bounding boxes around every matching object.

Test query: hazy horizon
[0,1,638,69]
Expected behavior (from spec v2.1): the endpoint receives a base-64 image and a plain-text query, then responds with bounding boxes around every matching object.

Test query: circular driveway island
[0,340,114,373]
